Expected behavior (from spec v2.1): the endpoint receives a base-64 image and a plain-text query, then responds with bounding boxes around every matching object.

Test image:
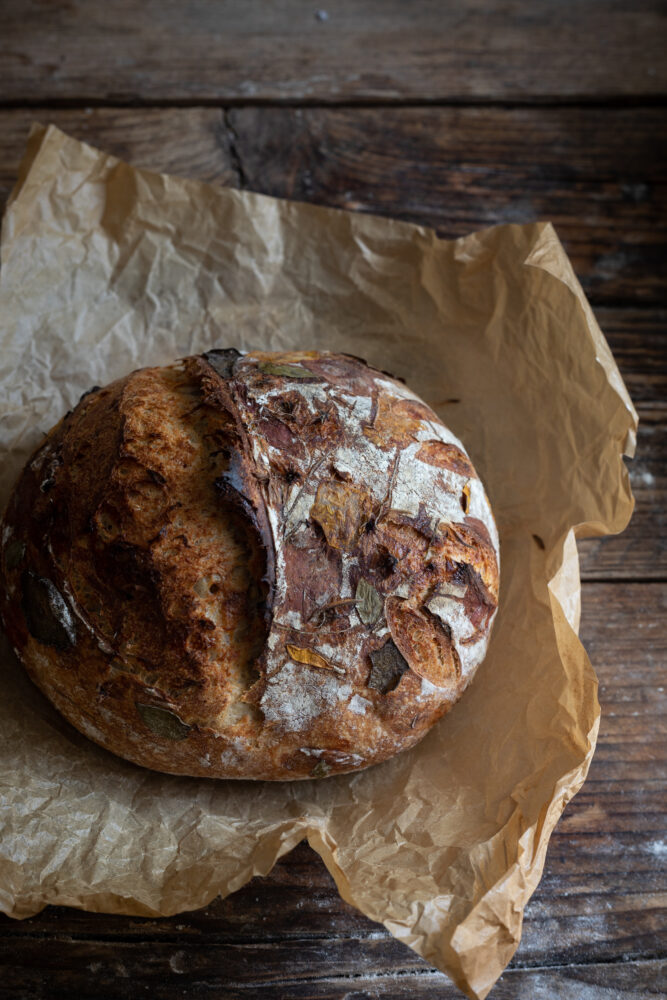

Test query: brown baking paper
[0,125,636,999]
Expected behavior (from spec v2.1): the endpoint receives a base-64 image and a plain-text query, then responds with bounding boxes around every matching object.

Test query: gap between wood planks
[2,96,667,110]
[3,103,665,305]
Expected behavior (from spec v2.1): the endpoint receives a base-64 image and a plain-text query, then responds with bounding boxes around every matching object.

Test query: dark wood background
[1,3,665,997]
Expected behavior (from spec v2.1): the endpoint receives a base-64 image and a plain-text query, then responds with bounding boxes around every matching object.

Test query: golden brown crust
[0,351,499,780]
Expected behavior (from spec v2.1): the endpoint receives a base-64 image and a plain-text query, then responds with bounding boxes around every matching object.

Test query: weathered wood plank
[2,1,666,104]
[578,419,666,581]
[519,581,667,970]
[0,938,663,1000]
[0,584,663,996]
[596,310,667,411]
[2,107,666,305]
[0,108,236,203]
[227,105,667,305]
[578,308,666,579]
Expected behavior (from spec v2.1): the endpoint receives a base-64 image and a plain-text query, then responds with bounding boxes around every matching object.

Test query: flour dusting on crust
[0,349,499,780]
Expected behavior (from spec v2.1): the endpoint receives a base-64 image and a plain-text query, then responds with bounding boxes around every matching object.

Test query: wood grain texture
[578,427,666,580]
[578,309,666,580]
[0,584,664,997]
[0,108,236,203]
[226,105,667,306]
[3,105,665,305]
[2,1,667,104]
[0,945,663,999]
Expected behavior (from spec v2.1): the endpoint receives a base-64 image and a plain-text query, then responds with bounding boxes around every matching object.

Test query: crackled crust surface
[0,351,499,780]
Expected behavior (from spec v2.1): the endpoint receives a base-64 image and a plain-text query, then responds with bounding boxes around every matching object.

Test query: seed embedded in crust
[21,571,76,651]
[367,640,409,694]
[135,703,192,741]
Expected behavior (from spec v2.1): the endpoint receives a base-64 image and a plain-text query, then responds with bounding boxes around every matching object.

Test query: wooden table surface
[1,3,665,998]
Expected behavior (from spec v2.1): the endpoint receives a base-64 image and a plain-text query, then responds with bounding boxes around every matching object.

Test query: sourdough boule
[0,350,499,779]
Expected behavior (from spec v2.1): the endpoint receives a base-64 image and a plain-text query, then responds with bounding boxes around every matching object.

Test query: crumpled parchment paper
[0,124,637,999]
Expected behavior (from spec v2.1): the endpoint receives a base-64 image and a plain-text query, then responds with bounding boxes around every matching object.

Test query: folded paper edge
[0,822,310,921]
[525,221,638,457]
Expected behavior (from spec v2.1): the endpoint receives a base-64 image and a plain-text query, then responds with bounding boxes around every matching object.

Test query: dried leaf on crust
[355,577,384,625]
[136,703,192,741]
[311,759,332,778]
[425,520,499,600]
[286,643,345,675]
[265,391,342,449]
[258,362,317,379]
[434,521,499,602]
[367,639,410,694]
[364,394,433,449]
[416,440,476,478]
[310,479,375,551]
[385,596,461,691]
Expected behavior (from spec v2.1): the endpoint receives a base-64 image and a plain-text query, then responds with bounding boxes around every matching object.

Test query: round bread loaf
[0,350,499,780]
